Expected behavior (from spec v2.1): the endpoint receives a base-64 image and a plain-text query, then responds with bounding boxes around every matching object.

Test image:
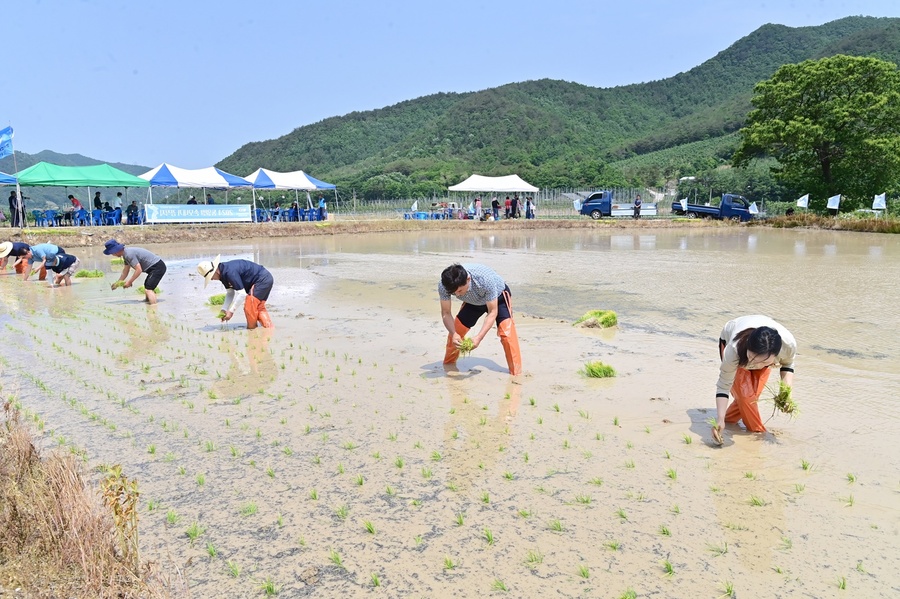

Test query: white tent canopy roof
[243,168,336,190]
[139,163,251,188]
[448,174,538,193]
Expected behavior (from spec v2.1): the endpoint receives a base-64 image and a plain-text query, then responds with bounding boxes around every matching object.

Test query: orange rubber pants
[244,294,273,330]
[725,367,771,432]
[14,261,27,274]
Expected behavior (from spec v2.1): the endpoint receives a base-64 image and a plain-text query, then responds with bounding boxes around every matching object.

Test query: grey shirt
[438,263,507,305]
[123,247,161,271]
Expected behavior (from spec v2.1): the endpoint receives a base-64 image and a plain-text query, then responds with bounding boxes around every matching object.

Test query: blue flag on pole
[0,126,13,160]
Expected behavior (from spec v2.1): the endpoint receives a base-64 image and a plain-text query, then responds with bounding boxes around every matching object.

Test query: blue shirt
[29,243,61,264]
[437,263,507,305]
[218,260,272,294]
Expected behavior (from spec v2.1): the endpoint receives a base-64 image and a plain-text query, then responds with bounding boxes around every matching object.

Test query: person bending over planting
[21,242,65,281]
[712,315,796,445]
[46,252,81,286]
[103,239,167,305]
[439,263,521,375]
[197,255,274,329]
[0,241,31,274]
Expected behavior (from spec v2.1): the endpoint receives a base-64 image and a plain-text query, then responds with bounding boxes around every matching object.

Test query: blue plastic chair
[44,210,59,226]
[91,210,103,226]
[32,210,48,226]
[305,208,316,221]
[73,209,89,226]
[103,209,121,226]
[286,208,298,222]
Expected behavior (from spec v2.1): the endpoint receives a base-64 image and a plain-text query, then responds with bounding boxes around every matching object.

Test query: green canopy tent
[15,162,150,226]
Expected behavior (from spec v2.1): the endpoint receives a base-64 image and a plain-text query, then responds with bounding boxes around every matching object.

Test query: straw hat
[0,242,12,258]
[197,255,221,288]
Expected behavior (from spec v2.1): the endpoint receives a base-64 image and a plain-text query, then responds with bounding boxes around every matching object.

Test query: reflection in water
[212,328,277,399]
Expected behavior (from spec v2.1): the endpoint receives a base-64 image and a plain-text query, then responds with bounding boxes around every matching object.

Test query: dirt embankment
[5,218,729,247]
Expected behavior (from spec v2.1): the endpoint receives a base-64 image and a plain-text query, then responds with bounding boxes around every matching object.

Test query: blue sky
[3,0,898,170]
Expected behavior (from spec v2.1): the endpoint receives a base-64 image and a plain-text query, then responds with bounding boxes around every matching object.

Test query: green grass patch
[574,309,618,328]
[74,269,105,278]
[582,361,616,378]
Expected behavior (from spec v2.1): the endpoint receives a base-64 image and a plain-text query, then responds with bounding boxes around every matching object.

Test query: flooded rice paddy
[1,226,898,598]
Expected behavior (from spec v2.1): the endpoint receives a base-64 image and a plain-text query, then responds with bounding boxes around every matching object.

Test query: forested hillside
[216,16,900,200]
[0,150,148,177]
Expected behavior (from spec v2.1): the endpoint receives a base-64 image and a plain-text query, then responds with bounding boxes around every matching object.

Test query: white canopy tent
[448,174,538,193]
[139,163,252,204]
[243,168,337,218]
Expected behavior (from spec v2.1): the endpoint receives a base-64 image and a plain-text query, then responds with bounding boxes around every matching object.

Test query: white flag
[873,193,886,210]
[573,199,582,211]
[410,200,418,212]
[826,194,841,210]
[749,202,759,214]
[680,199,688,212]
[796,194,809,208]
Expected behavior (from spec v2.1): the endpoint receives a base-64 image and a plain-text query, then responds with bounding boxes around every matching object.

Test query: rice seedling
[666,468,677,481]
[335,504,349,520]
[363,520,376,534]
[578,564,590,579]
[744,471,756,480]
[147,499,160,511]
[240,502,258,516]
[529,397,536,406]
[768,381,798,417]
[575,494,592,505]
[749,495,766,506]
[395,457,404,469]
[204,440,215,452]
[206,542,217,558]
[147,444,156,455]
[282,447,293,456]
[208,293,226,305]
[662,559,675,576]
[553,403,561,412]
[481,491,490,504]
[443,556,457,570]
[483,528,495,545]
[457,337,475,356]
[329,549,343,568]
[837,576,847,590]
[605,540,620,551]
[724,522,747,531]
[616,508,628,521]
[226,560,241,577]
[846,472,856,483]
[166,509,180,525]
[370,572,381,587]
[421,467,432,480]
[563,439,570,449]
[548,519,564,532]
[431,450,442,461]
[619,590,637,599]
[589,476,604,486]
[856,561,866,573]
[613,416,620,426]
[75,269,105,278]
[574,309,617,328]
[195,473,205,487]
[625,441,633,449]
[708,542,728,556]
[414,535,423,546]
[625,459,635,469]
[259,577,278,595]
[582,361,616,378]
[659,525,671,536]
[780,536,792,550]
[720,580,735,598]
[454,512,465,526]
[525,549,544,567]
[342,441,358,450]
[336,463,344,474]
[385,485,395,496]
[682,433,693,445]
[518,509,532,518]
[503,471,515,480]
[185,521,206,545]
[843,494,855,507]
[355,474,365,485]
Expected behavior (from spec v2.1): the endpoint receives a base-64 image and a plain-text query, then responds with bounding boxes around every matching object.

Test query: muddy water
[1,227,898,598]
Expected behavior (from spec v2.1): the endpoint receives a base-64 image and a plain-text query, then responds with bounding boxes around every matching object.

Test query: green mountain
[0,150,149,177]
[216,16,897,199]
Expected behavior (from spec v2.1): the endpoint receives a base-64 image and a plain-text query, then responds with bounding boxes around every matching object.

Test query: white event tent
[448,174,538,193]
[139,163,252,204]
[244,168,337,213]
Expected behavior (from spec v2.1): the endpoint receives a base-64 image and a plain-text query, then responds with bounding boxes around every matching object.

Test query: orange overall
[720,341,770,432]
[244,287,273,330]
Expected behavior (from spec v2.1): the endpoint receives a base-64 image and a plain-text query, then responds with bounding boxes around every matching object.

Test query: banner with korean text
[145,204,252,224]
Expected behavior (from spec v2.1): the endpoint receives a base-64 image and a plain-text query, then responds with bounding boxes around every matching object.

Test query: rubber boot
[443,318,470,365]
[244,295,261,330]
[257,300,274,329]
[497,318,522,375]
[725,367,770,432]
[14,261,27,275]
[38,265,47,281]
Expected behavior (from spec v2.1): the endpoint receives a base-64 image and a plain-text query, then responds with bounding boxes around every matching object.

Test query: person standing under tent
[206,193,215,205]
[633,194,643,219]
[197,256,274,329]
[439,263,522,376]
[711,315,796,445]
[0,241,30,273]
[93,191,103,210]
[491,197,500,220]
[126,201,140,224]
[113,192,123,210]
[318,196,327,221]
[525,197,535,219]
[504,196,511,219]
[187,195,198,205]
[8,191,26,228]
[511,196,520,218]
[104,239,167,305]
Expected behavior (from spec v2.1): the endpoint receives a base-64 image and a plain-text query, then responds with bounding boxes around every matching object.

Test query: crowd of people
[475,195,536,221]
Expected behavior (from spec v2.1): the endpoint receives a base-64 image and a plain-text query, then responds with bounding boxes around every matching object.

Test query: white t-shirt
[716,315,796,396]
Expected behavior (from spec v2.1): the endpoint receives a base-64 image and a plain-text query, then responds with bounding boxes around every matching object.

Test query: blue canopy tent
[138,163,252,205]
[0,172,16,185]
[243,168,337,221]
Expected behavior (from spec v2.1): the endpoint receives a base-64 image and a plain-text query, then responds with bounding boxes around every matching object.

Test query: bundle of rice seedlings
[582,361,616,378]
[110,257,125,265]
[111,280,126,289]
[770,381,797,417]
[208,293,226,306]
[574,310,618,329]
[217,310,227,321]
[136,285,162,294]
[457,337,475,357]
[74,269,104,278]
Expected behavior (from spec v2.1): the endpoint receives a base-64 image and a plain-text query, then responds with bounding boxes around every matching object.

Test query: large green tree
[734,55,900,211]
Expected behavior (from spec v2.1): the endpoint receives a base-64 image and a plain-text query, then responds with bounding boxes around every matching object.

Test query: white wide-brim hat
[0,242,12,258]
[196,254,221,288]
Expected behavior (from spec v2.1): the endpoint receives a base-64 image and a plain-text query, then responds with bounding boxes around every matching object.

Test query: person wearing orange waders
[198,255,274,329]
[439,263,521,375]
[712,315,796,445]
[21,243,65,281]
[0,241,31,274]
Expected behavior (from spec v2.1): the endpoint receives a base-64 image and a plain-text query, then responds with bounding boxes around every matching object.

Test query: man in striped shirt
[438,263,522,375]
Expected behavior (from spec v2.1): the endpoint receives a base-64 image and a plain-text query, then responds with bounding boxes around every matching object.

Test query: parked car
[578,191,657,219]
[671,194,754,221]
